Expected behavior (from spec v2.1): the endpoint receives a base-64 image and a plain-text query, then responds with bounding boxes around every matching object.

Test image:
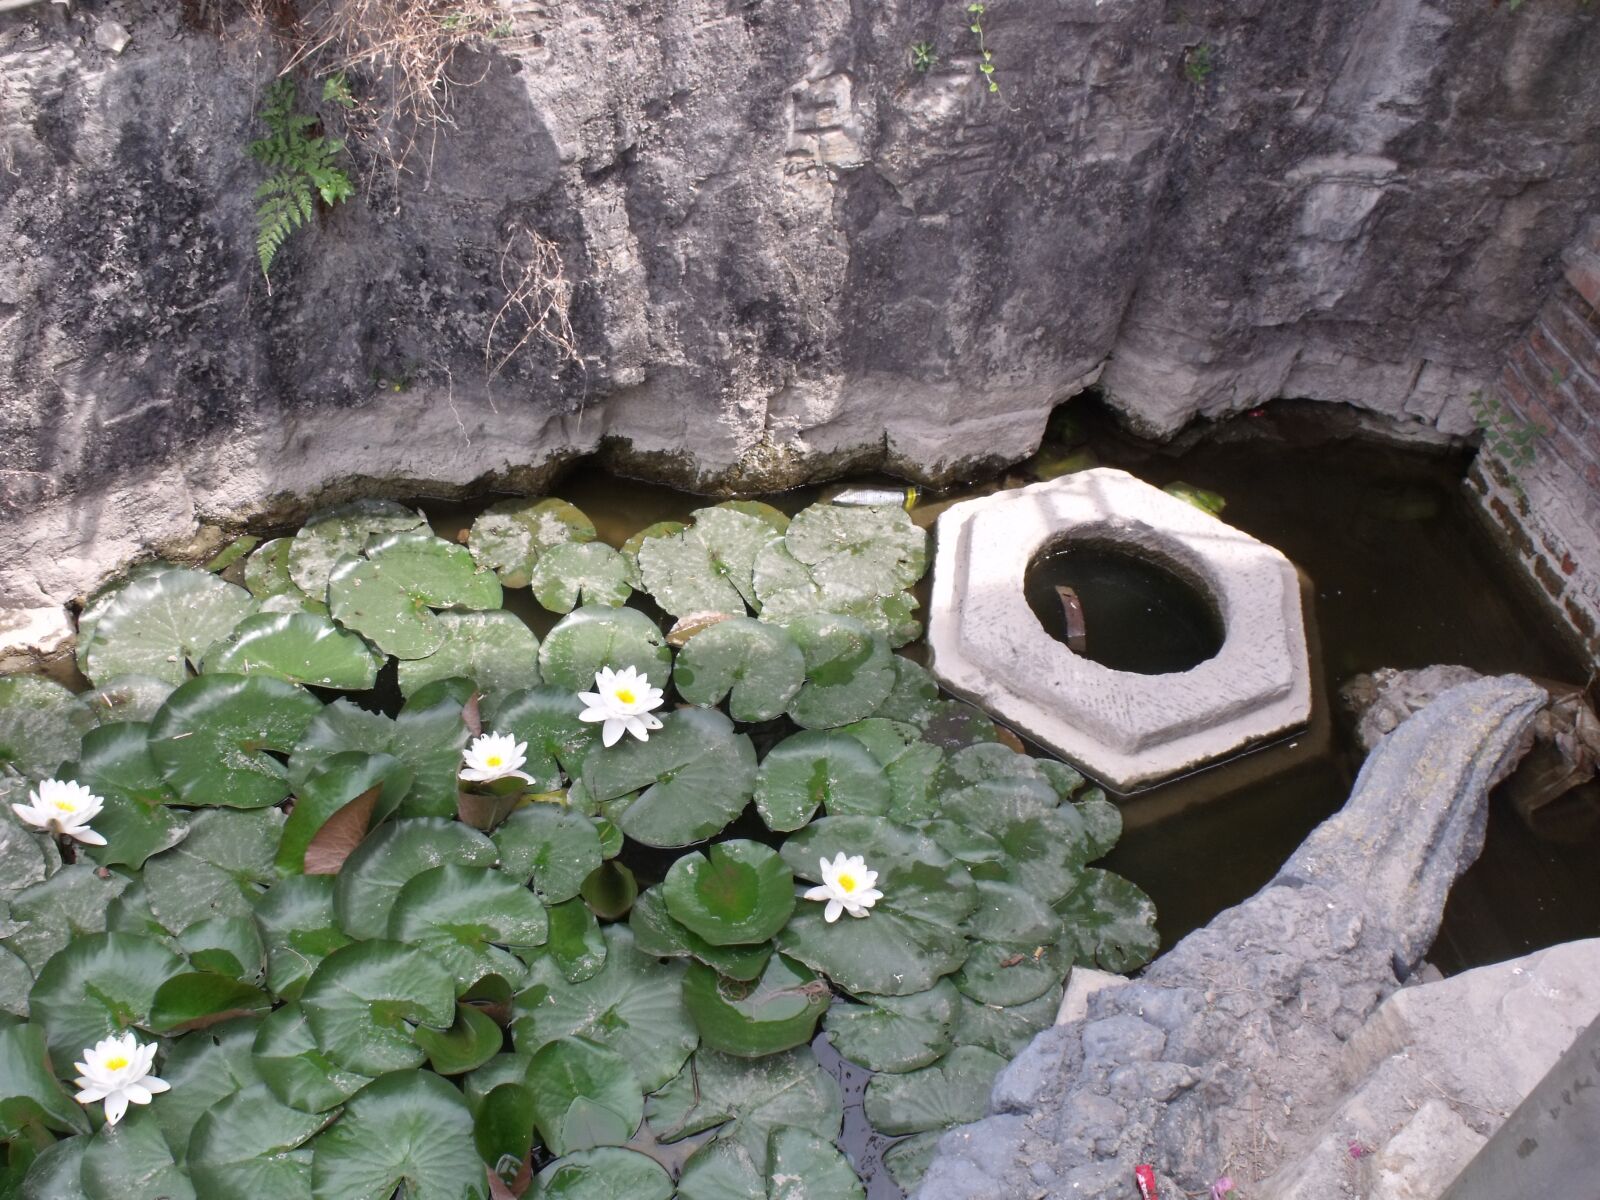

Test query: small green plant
[911,40,937,72]
[966,4,999,93]
[1470,389,1549,494]
[1184,42,1214,84]
[249,77,355,278]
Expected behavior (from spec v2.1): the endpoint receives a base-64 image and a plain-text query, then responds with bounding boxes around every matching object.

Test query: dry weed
[486,219,581,382]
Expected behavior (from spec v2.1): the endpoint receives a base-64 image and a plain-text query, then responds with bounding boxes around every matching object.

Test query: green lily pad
[953,940,1069,1007]
[414,1002,505,1075]
[148,673,322,809]
[783,614,896,730]
[1073,791,1122,859]
[310,1069,487,1200]
[278,751,411,875]
[333,818,498,939]
[671,617,805,723]
[18,1134,89,1200]
[469,498,597,590]
[872,656,941,724]
[176,915,264,981]
[201,611,383,689]
[663,840,794,946]
[776,816,976,996]
[392,687,478,817]
[964,877,1064,946]
[328,532,503,660]
[396,610,542,698]
[81,1108,195,1200]
[473,1078,536,1177]
[822,978,960,1073]
[4,866,129,971]
[79,675,177,725]
[592,816,623,858]
[254,876,353,1001]
[674,1138,764,1200]
[528,1147,672,1200]
[537,606,671,694]
[60,722,188,870]
[538,897,607,983]
[637,506,783,617]
[754,730,891,832]
[287,700,396,789]
[141,808,283,933]
[0,821,49,906]
[628,888,772,982]
[1052,868,1159,973]
[493,804,602,904]
[683,954,829,1058]
[531,542,634,613]
[0,676,94,776]
[300,939,456,1075]
[82,568,258,686]
[511,925,696,1092]
[483,687,598,792]
[29,932,182,1063]
[387,865,548,989]
[580,862,637,922]
[0,944,31,1018]
[783,504,927,596]
[1039,758,1087,800]
[862,1045,1007,1136]
[620,521,688,588]
[645,1046,842,1160]
[526,1037,642,1156]
[150,1016,261,1156]
[288,500,428,597]
[765,1125,866,1200]
[188,1082,331,1197]
[244,537,306,601]
[149,971,271,1032]
[953,985,1063,1058]
[252,1003,371,1113]
[917,700,1000,750]
[582,708,755,848]
[0,1022,90,1137]
[883,1129,941,1192]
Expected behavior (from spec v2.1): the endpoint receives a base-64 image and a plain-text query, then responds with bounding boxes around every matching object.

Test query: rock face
[916,675,1546,1199]
[3,1,1599,612]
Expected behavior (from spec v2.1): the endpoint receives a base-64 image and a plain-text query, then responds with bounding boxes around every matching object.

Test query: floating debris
[1163,481,1227,517]
[825,485,920,510]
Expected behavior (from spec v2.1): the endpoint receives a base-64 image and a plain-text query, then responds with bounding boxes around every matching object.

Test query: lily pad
[0,821,49,906]
[882,1130,941,1192]
[483,686,600,794]
[150,1016,262,1155]
[526,1037,642,1156]
[80,1108,195,1200]
[754,731,891,832]
[0,1022,90,1137]
[0,676,94,777]
[1052,868,1160,973]
[493,804,602,904]
[328,532,503,660]
[637,506,783,617]
[861,1045,1007,1136]
[387,865,548,989]
[628,887,773,982]
[538,897,607,983]
[582,708,756,848]
[953,940,1069,1007]
[872,656,941,724]
[964,878,1064,946]
[149,971,271,1032]
[765,1125,866,1200]
[79,675,177,725]
[333,818,498,939]
[188,1082,331,1197]
[252,1003,371,1113]
[414,1002,505,1075]
[254,876,353,1001]
[619,521,688,587]
[0,944,31,1018]
[244,537,308,602]
[672,617,805,723]
[176,915,265,981]
[822,978,960,1074]
[61,721,188,870]
[288,500,428,598]
[396,610,542,698]
[469,498,597,590]
[300,939,456,1075]
[4,866,130,971]
[663,840,794,946]
[783,614,896,730]
[201,611,383,689]
[278,751,411,875]
[18,1133,89,1200]
[531,541,634,613]
[645,1046,842,1160]
[683,954,829,1058]
[953,985,1063,1058]
[29,931,182,1063]
[511,925,696,1092]
[82,568,258,686]
[392,687,478,818]
[148,673,322,809]
[528,1147,672,1200]
[537,606,671,694]
[141,808,283,933]
[310,1069,487,1200]
[1073,791,1123,859]
[776,816,976,996]
[782,504,927,595]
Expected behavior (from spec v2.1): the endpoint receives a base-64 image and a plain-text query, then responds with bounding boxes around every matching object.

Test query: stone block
[1369,1100,1486,1200]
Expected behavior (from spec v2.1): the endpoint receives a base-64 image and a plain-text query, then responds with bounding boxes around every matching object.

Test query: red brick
[1542,304,1600,383]
[1500,360,1536,418]
[1566,248,1600,311]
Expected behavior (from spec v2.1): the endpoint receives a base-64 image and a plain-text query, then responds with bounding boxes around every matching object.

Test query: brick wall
[1467,218,1600,668]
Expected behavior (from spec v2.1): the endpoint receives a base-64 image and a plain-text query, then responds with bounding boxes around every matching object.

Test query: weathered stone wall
[1467,215,1600,667]
[3,0,1599,628]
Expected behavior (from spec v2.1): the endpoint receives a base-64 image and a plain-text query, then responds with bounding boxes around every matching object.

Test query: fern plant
[249,77,355,277]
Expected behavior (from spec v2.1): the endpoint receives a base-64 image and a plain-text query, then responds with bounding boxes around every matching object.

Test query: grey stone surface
[3,0,1600,617]
[915,675,1546,1200]
[928,469,1311,789]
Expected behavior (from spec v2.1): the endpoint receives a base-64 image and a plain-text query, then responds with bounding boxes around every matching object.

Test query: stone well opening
[1023,536,1225,675]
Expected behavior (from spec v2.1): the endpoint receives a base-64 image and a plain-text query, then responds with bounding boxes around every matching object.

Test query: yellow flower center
[486,755,502,767]
[837,873,857,893]
[615,688,636,705]
[103,1056,128,1071]
[54,800,78,812]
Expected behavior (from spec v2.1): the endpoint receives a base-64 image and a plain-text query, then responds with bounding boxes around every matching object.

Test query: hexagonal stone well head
[927,469,1311,791]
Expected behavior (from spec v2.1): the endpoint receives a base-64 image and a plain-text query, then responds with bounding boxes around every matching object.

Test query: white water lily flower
[803,852,884,923]
[578,665,665,747]
[73,1031,169,1126]
[10,779,107,846]
[459,731,535,785]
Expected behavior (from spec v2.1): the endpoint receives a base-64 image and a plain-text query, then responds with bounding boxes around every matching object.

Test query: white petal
[75,1085,109,1103]
[458,766,493,782]
[104,1091,129,1126]
[639,711,664,730]
[143,1076,171,1094]
[72,827,107,846]
[803,885,832,901]
[623,715,652,743]
[856,889,883,906]
[601,720,624,748]
[824,899,843,923]
[847,904,871,918]
[577,691,604,707]
[123,1083,153,1105]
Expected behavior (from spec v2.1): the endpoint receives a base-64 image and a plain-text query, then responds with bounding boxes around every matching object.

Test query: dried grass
[486,219,581,382]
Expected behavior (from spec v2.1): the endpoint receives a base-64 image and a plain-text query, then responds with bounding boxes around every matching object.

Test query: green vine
[248,76,356,279]
[966,4,999,93]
